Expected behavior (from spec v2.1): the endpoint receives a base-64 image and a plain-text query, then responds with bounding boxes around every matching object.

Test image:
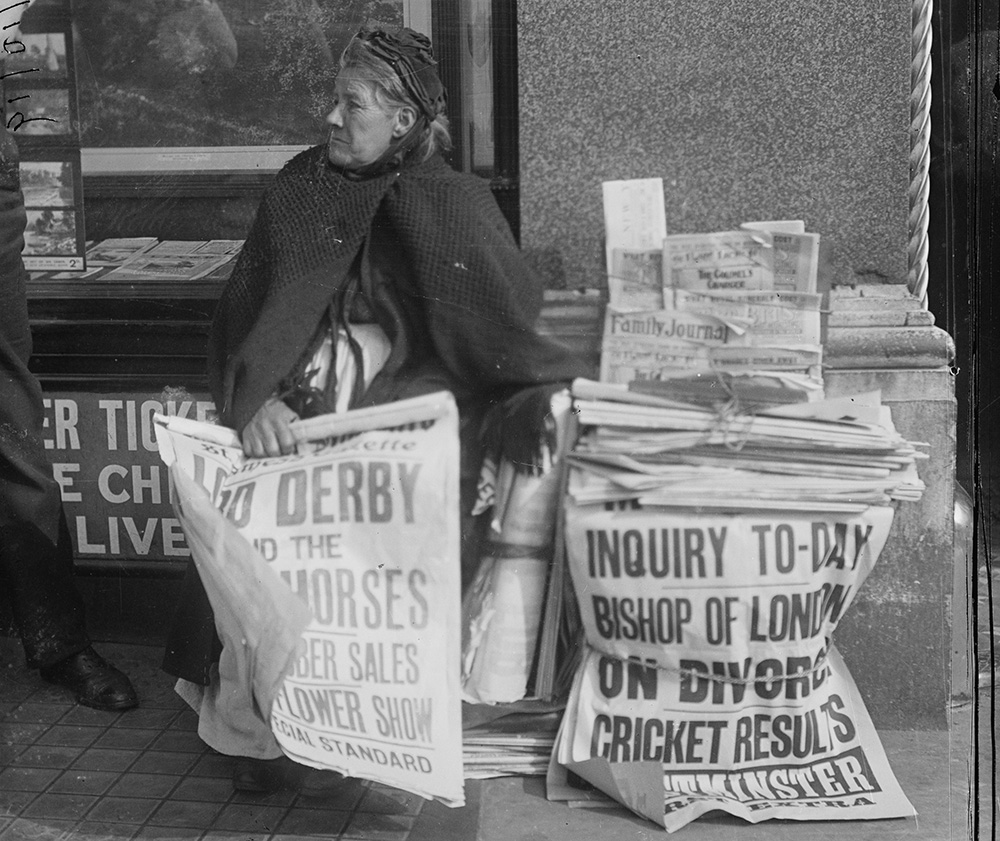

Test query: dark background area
[927,0,997,505]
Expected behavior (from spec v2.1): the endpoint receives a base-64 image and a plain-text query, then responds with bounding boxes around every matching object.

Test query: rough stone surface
[828,310,911,327]
[825,326,956,368]
[830,296,925,312]
[518,0,912,290]
[826,369,956,728]
[905,310,936,327]
[537,289,604,376]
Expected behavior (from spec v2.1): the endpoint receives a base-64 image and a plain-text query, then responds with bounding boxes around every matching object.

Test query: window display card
[3,2,87,271]
[18,148,86,271]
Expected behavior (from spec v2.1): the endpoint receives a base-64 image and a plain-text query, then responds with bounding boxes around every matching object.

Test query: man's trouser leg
[0,262,89,669]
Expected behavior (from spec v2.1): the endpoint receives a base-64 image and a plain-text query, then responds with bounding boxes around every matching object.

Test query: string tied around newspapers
[711,380,754,453]
[700,371,773,453]
[623,368,810,453]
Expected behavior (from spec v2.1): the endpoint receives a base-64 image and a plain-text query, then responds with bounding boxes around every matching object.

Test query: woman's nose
[326,105,343,127]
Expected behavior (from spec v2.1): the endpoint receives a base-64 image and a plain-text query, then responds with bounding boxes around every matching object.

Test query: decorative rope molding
[909,0,933,306]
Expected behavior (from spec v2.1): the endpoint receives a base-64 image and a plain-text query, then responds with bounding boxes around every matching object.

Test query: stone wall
[518,1,958,728]
[518,0,912,291]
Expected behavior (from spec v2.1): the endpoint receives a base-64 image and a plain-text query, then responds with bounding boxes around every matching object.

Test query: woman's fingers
[273,415,298,454]
[242,398,300,457]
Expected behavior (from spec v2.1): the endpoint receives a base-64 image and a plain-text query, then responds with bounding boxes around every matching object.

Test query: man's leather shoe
[40,646,139,711]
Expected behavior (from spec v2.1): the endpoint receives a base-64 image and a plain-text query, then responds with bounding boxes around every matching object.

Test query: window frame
[80,0,521,239]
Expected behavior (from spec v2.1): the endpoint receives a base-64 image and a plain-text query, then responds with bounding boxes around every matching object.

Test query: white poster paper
[155,393,465,806]
[550,501,915,832]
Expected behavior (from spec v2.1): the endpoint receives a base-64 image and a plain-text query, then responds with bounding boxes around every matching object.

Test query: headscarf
[354,27,447,121]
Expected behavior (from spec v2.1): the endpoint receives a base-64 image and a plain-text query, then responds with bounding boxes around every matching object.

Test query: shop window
[434,0,519,236]
[17,0,519,233]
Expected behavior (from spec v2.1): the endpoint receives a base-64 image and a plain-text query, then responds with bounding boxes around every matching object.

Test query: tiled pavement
[0,638,481,841]
[0,635,994,841]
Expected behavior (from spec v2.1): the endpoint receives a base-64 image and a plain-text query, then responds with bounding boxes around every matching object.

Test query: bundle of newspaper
[463,733,555,778]
[546,377,924,831]
[567,379,926,513]
[462,704,562,779]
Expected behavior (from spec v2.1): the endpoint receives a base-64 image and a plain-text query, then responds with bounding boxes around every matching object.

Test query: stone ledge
[532,288,956,373]
[825,284,953,369]
[825,325,955,369]
[824,367,957,401]
[829,283,915,300]
[829,296,927,312]
[828,310,937,327]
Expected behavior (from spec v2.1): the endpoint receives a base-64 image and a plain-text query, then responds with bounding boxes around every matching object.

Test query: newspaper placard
[709,344,822,372]
[663,231,776,294]
[550,500,914,831]
[601,178,667,277]
[608,248,665,311]
[739,223,820,294]
[741,220,806,234]
[85,237,158,266]
[103,253,231,281]
[194,239,244,255]
[769,232,820,294]
[154,393,465,806]
[674,290,822,346]
[599,307,747,385]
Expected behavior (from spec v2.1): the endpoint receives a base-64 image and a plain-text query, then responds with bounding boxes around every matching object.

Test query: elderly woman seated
[162,27,585,795]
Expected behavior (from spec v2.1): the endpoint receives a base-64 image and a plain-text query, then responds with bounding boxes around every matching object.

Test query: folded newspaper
[461,390,573,705]
[154,393,465,807]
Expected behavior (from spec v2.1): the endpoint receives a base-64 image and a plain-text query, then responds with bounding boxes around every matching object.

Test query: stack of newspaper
[32,237,244,282]
[89,238,243,281]
[601,180,823,399]
[568,378,926,513]
[462,705,562,778]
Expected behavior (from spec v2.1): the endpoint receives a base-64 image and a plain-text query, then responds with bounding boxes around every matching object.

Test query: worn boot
[233,755,305,793]
[232,756,346,796]
[1,520,138,711]
[40,646,139,711]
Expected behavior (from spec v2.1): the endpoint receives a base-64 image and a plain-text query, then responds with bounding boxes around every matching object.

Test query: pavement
[0,637,994,841]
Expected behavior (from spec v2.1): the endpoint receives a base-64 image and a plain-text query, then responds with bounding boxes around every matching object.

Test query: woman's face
[325,68,412,169]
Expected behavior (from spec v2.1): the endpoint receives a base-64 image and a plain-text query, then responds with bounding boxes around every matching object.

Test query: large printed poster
[550,500,915,832]
[155,393,465,806]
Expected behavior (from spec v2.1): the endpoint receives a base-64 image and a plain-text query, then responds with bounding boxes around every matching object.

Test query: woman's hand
[241,397,300,458]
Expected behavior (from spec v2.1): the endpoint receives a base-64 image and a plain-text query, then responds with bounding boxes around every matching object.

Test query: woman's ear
[392,105,418,137]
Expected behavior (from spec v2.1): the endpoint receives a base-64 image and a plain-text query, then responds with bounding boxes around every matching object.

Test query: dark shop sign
[42,390,215,564]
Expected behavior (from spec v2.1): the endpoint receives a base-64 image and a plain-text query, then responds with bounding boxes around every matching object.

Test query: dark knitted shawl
[167,148,586,686]
[209,145,585,442]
